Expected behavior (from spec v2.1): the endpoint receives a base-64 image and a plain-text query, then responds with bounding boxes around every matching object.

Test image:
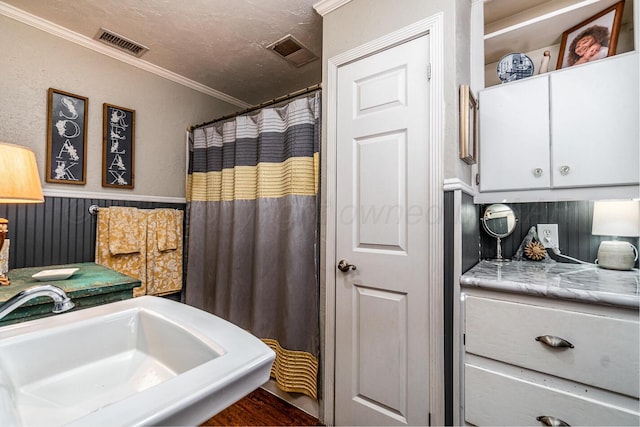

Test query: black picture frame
[102,103,135,189]
[46,88,88,184]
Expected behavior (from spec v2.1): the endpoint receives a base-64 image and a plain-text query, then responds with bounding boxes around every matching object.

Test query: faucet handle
[53,298,75,313]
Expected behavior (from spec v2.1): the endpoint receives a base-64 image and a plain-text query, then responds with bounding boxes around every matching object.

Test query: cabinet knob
[559,165,571,175]
[537,415,570,426]
[535,335,574,348]
[533,168,544,177]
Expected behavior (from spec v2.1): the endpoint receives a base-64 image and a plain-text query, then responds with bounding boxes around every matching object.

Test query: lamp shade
[592,200,640,237]
[0,142,44,203]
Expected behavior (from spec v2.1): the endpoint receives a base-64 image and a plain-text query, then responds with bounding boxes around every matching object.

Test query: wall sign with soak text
[102,103,135,189]
[46,88,88,184]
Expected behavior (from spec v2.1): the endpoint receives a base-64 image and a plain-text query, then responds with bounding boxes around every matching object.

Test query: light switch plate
[537,224,559,248]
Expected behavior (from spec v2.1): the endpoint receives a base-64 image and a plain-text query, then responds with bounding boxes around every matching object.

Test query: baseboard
[261,380,320,420]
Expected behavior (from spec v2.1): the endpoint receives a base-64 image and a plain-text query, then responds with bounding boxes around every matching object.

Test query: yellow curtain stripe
[313,152,319,194]
[261,338,319,400]
[187,157,318,202]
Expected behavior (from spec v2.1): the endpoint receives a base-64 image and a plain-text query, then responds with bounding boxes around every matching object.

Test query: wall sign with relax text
[102,103,135,189]
[46,88,88,184]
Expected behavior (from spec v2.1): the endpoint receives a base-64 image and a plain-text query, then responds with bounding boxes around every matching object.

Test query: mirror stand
[493,236,509,262]
[482,203,518,262]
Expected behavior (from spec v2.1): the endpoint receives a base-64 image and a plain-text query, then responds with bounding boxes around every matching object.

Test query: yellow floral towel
[146,209,183,296]
[108,207,144,255]
[155,209,180,252]
[96,208,148,297]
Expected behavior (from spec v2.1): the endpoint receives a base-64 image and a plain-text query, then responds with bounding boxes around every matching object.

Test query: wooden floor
[202,388,323,426]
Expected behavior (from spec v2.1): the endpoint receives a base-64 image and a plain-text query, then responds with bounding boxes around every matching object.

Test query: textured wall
[0,14,237,199]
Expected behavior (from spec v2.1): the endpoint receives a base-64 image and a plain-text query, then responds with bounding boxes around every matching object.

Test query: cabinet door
[551,53,639,188]
[479,76,550,192]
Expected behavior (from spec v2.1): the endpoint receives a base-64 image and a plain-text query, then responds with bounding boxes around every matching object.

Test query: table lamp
[0,142,44,285]
[592,200,640,270]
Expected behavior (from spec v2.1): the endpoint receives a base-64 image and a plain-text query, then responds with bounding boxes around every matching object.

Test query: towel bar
[88,205,100,216]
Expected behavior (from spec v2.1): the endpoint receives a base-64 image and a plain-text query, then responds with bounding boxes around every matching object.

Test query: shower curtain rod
[189,83,322,131]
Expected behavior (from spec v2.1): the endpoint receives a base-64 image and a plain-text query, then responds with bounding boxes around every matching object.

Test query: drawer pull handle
[537,415,570,426]
[535,335,574,348]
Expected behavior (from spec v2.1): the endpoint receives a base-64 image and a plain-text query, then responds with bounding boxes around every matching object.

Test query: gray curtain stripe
[190,124,316,172]
[186,198,319,355]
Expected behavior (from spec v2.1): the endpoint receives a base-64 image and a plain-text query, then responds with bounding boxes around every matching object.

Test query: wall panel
[0,196,184,269]
[479,200,638,267]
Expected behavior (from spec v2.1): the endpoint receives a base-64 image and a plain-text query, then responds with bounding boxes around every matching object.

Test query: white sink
[0,296,275,427]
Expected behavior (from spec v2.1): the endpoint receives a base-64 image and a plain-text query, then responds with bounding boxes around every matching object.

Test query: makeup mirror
[482,203,518,261]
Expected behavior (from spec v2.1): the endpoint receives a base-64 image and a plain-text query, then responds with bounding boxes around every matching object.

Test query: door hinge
[463,333,466,346]
[427,63,431,81]
[475,173,480,185]
[428,412,432,426]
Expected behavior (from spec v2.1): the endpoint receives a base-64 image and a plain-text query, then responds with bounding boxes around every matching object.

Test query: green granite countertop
[1,262,141,325]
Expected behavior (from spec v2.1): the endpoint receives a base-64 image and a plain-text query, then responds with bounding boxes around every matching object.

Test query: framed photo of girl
[556,0,625,69]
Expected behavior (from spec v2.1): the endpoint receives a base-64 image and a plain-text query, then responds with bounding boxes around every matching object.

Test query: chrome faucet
[0,284,75,321]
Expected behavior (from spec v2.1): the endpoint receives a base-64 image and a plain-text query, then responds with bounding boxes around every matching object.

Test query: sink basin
[0,296,275,427]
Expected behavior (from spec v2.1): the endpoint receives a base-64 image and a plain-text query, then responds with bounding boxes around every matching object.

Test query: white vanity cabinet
[478,52,639,193]
[462,289,640,426]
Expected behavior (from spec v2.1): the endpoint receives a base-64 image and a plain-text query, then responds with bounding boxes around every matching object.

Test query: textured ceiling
[3,0,322,106]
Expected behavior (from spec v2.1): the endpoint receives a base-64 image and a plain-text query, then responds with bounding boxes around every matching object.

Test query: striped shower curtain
[185,92,320,399]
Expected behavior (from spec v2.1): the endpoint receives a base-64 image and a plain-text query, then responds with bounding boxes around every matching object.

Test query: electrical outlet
[537,224,559,248]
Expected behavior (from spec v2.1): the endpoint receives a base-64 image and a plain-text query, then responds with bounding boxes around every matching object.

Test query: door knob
[337,259,357,272]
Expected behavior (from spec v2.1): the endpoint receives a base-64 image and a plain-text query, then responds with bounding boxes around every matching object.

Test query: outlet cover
[537,224,559,248]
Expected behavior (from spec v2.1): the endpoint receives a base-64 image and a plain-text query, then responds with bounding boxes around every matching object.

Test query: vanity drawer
[465,296,640,397]
[465,363,640,426]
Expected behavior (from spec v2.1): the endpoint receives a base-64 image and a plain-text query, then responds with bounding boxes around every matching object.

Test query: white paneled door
[334,34,431,426]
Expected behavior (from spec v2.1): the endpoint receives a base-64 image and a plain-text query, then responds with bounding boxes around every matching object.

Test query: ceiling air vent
[94,28,149,58]
[267,35,318,67]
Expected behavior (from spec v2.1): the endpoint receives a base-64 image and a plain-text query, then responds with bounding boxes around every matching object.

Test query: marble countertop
[461,260,640,309]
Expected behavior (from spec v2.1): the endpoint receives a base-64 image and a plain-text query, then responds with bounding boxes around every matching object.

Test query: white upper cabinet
[479,52,639,193]
[479,75,550,192]
[550,53,639,188]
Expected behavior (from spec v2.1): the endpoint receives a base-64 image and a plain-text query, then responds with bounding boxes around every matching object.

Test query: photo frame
[556,0,625,69]
[46,88,88,184]
[103,103,135,189]
[459,85,478,165]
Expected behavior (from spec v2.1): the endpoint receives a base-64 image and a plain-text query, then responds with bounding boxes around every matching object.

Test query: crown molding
[0,1,251,108]
[313,0,352,16]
